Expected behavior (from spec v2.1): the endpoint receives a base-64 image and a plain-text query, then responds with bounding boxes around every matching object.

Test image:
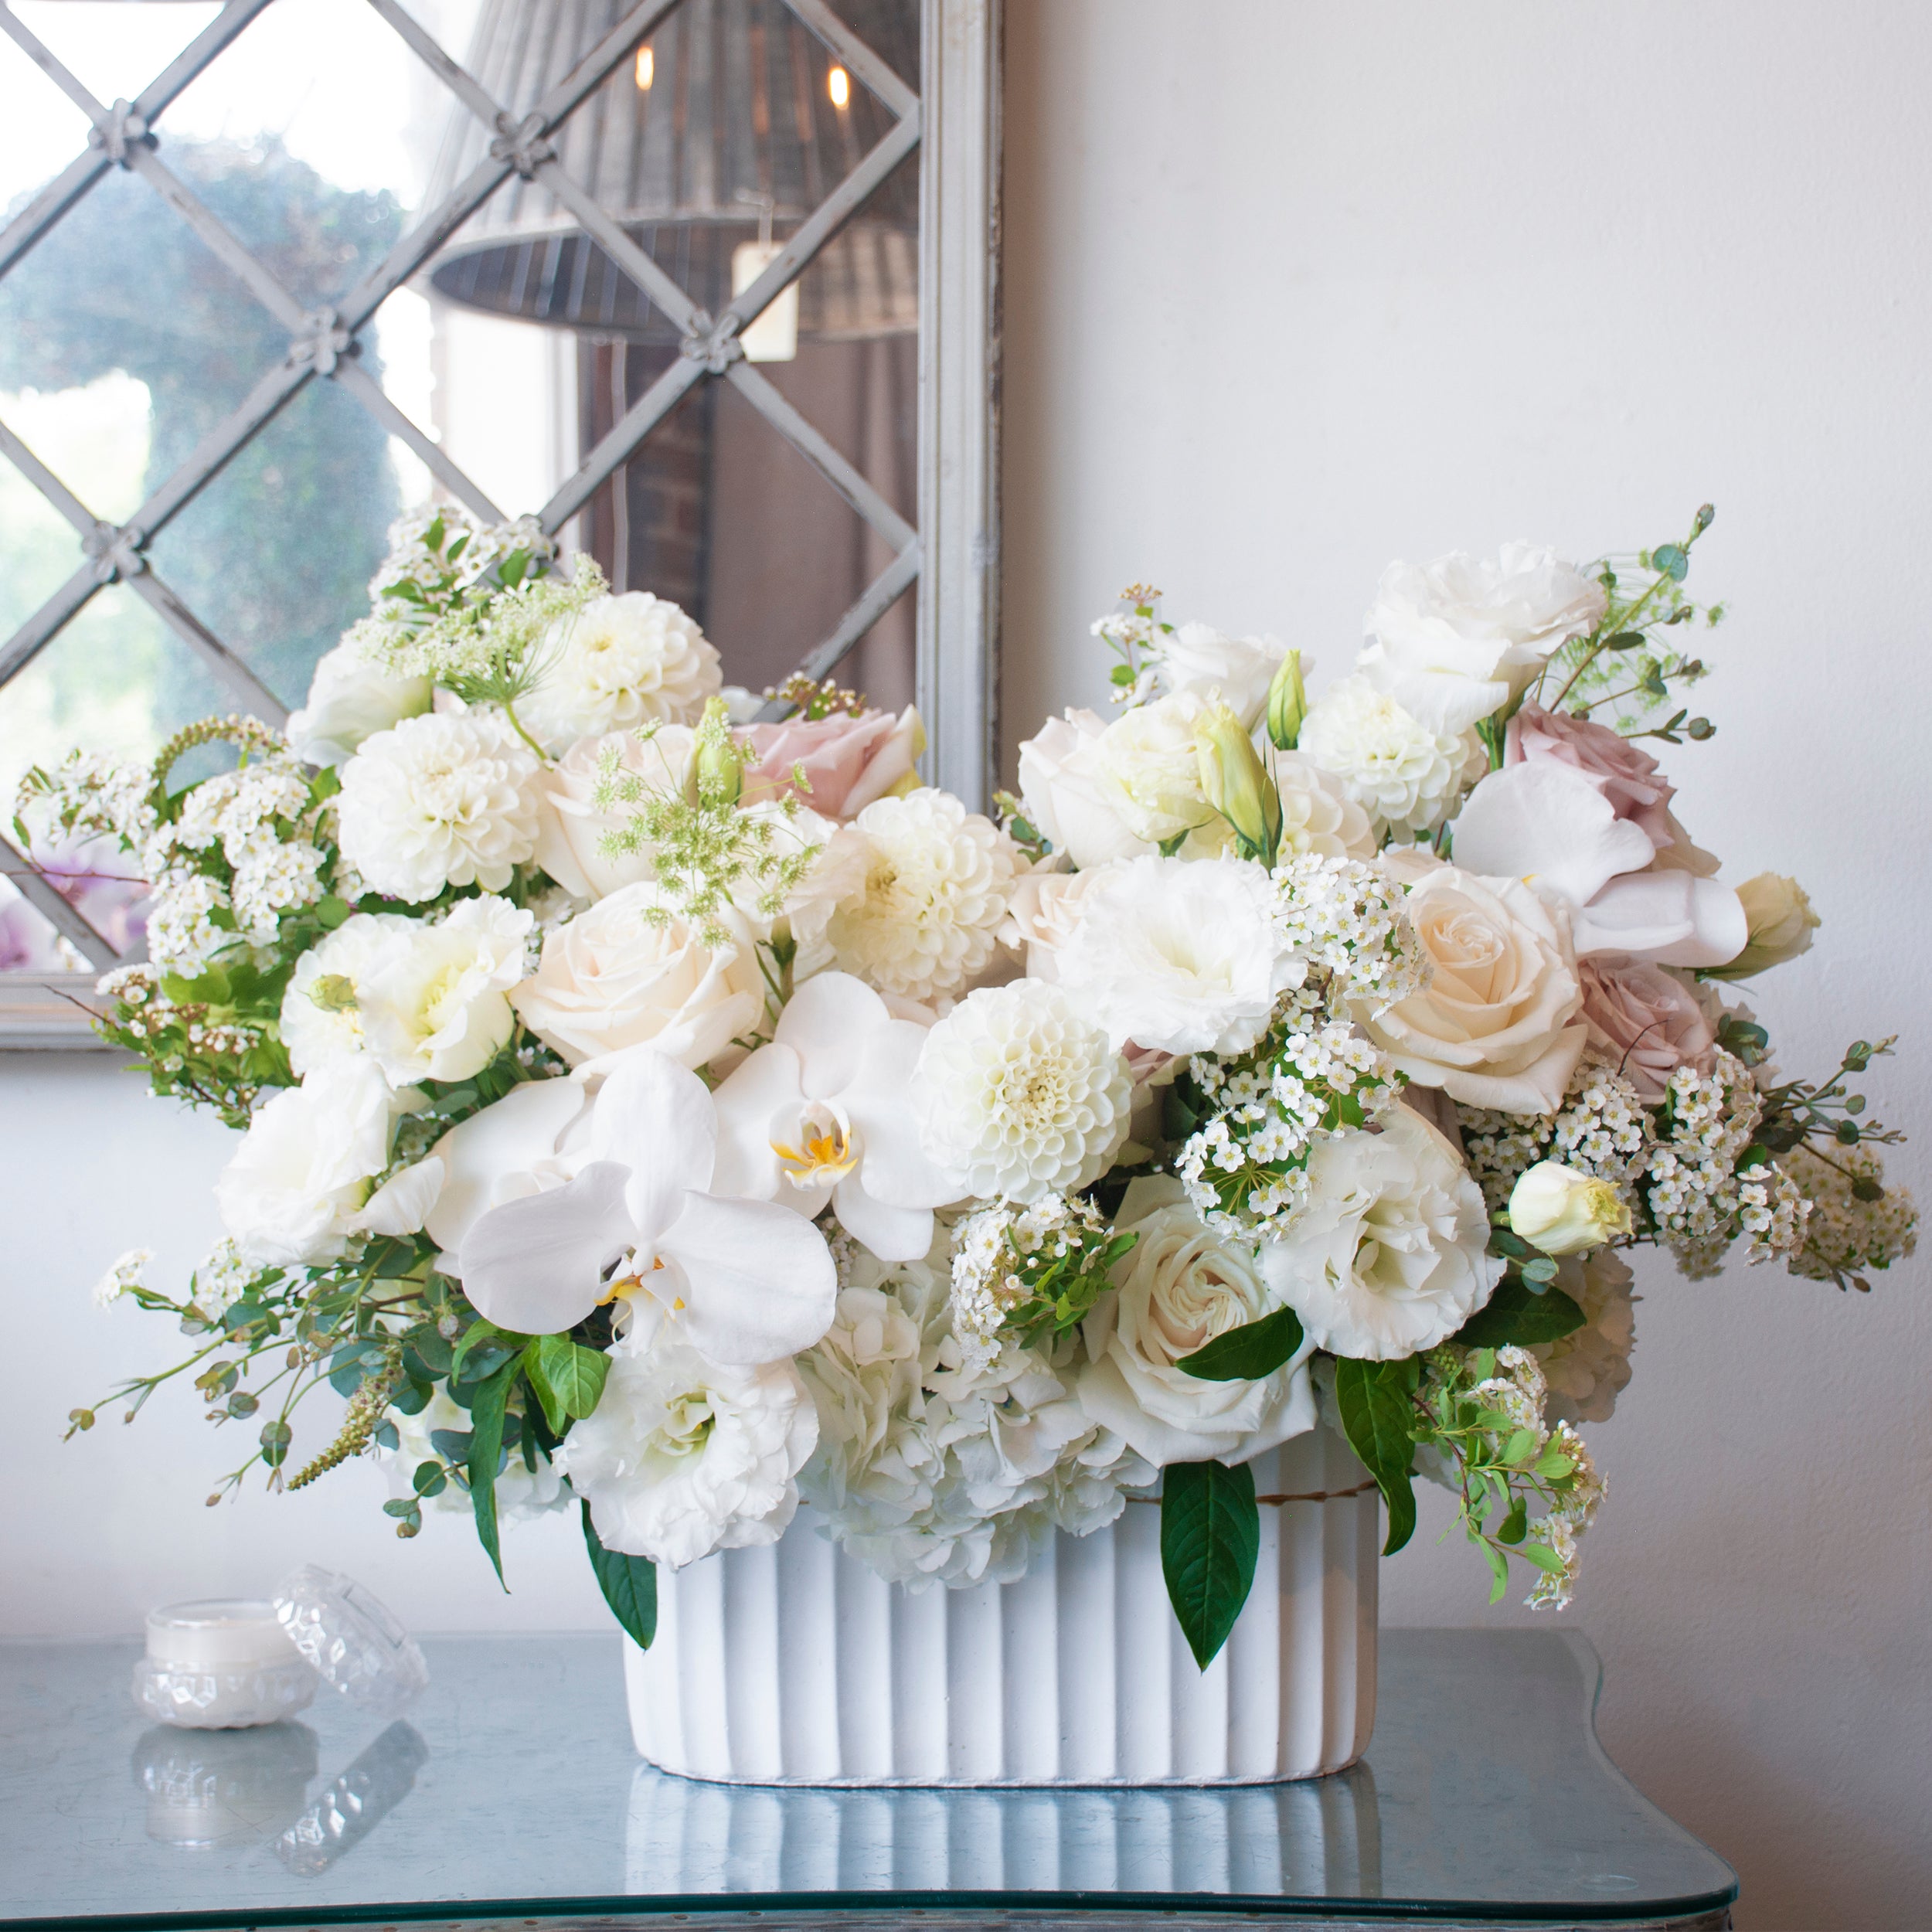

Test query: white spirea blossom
[826,791,1021,1004]
[1056,854,1304,1056]
[911,981,1133,1204]
[187,1237,261,1322]
[556,1341,818,1569]
[1460,1060,1651,1215]
[1784,1144,1917,1286]
[92,1247,151,1308]
[1271,852,1428,1014]
[145,872,231,975]
[796,1234,1151,1590]
[518,591,722,750]
[947,1192,1110,1377]
[1298,672,1485,838]
[335,710,541,902]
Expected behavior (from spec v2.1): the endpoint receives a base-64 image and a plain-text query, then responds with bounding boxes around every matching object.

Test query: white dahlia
[1054,853,1304,1057]
[335,710,542,902]
[910,980,1132,1204]
[556,1340,818,1570]
[825,790,1020,1004]
[519,590,722,750]
[1298,672,1484,839]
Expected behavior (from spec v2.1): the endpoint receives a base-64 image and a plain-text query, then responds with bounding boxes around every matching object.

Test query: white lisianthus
[1077,1176,1317,1467]
[1508,1161,1634,1257]
[1015,709,1148,869]
[286,642,432,767]
[1535,1248,1636,1424]
[1087,690,1228,855]
[556,1341,817,1568]
[335,710,542,902]
[214,1057,401,1267]
[1267,748,1378,861]
[279,912,418,1074]
[910,980,1133,1204]
[1150,622,1292,729]
[531,726,696,902]
[357,895,534,1085]
[1359,543,1608,736]
[518,590,722,751]
[1298,673,1485,839]
[1055,854,1304,1056]
[825,791,1020,1005]
[1359,855,1587,1114]
[509,881,763,1072]
[1260,1106,1500,1360]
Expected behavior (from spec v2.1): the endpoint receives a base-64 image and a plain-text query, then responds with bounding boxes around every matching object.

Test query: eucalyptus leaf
[1159,1460,1260,1670]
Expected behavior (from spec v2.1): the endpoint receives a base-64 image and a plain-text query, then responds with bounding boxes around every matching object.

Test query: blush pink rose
[1576,957,1716,1101]
[740,706,921,820]
[1506,702,1678,853]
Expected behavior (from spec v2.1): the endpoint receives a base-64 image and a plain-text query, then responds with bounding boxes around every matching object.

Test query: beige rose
[998,862,1107,981]
[509,881,763,1072]
[532,727,696,902]
[1362,854,1586,1112]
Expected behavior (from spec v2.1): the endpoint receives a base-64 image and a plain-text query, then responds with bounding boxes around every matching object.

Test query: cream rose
[998,863,1106,981]
[509,882,763,1071]
[1705,872,1821,980]
[1361,854,1587,1114]
[1077,1176,1316,1467]
[532,726,696,903]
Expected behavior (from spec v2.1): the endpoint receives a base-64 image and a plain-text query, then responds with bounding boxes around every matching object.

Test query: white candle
[137,1599,318,1729]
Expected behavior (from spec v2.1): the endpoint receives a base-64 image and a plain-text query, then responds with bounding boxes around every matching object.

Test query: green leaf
[1534,1449,1575,1481]
[1502,1428,1537,1467]
[525,1333,611,1433]
[1518,1541,1569,1575]
[315,895,353,929]
[1159,1460,1260,1670]
[1452,1277,1587,1349]
[1498,1499,1528,1546]
[583,1500,658,1649]
[451,1318,526,1383]
[1603,630,1648,652]
[1481,1539,1510,1604]
[1332,1358,1417,1556]
[1176,1306,1305,1383]
[1521,1256,1559,1287]
[1652,542,1689,581]
[467,1360,518,1589]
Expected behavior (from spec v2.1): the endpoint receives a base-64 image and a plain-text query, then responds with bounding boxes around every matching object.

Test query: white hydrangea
[335,710,542,902]
[1536,1247,1636,1425]
[796,1233,1151,1590]
[826,790,1021,1003]
[911,981,1133,1204]
[1297,672,1485,838]
[91,1247,152,1309]
[518,590,722,750]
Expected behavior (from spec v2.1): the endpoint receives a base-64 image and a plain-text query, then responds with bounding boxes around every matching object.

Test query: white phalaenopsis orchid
[438,1049,837,1362]
[709,972,959,1261]
[1453,760,1747,968]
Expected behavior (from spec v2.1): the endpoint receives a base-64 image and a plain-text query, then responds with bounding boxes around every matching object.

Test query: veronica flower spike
[448,1049,837,1362]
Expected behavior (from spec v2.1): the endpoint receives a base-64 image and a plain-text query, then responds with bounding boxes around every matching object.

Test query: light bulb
[827,64,849,109]
[634,45,654,90]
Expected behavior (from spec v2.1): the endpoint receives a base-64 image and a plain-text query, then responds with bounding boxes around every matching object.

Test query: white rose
[509,881,763,1072]
[1260,1107,1501,1360]
[214,1057,400,1267]
[1359,854,1587,1114]
[825,791,1020,1005]
[519,591,722,750]
[278,911,417,1074]
[1535,1247,1636,1424]
[556,1340,817,1568]
[286,643,432,768]
[335,710,542,903]
[1359,542,1608,736]
[357,895,534,1085]
[1152,622,1291,729]
[1087,690,1232,856]
[1298,673,1485,838]
[1267,748,1378,861]
[531,726,696,901]
[1077,1176,1317,1468]
[1055,853,1304,1056]
[998,862,1105,981]
[1015,709,1149,869]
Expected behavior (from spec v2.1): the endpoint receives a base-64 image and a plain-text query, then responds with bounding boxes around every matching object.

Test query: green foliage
[1176,1306,1305,1383]
[467,1360,519,1589]
[992,789,1051,862]
[523,1334,611,1434]
[583,1502,658,1649]
[1160,1459,1260,1669]
[1454,1276,1587,1349]
[1332,1356,1419,1556]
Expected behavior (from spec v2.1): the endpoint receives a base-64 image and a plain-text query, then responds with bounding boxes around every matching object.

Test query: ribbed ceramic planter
[624,1425,1380,1787]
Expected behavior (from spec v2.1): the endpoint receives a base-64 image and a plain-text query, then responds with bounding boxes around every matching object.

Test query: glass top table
[0,1628,1735,1929]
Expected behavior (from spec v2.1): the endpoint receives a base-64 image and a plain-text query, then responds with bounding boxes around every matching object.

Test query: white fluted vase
[624,1426,1380,1787]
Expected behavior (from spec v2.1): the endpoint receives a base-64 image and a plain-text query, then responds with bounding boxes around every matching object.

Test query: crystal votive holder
[134,1599,319,1730]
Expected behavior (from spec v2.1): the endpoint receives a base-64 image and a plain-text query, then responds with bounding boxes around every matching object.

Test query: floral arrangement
[39,504,1914,1667]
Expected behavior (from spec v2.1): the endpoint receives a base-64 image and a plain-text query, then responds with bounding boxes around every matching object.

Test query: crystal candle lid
[271,1567,428,1714]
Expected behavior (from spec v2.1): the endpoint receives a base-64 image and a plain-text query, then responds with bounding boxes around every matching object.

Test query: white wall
[1002,5,1930,1929]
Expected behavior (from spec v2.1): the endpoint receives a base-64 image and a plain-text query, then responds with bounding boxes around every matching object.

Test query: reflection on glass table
[0,1628,1736,1928]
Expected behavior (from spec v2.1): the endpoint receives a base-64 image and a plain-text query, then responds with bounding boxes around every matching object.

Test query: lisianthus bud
[1193,703,1282,862]
[1705,872,1820,979]
[1508,1162,1633,1256]
[693,697,743,805]
[1265,648,1307,750]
